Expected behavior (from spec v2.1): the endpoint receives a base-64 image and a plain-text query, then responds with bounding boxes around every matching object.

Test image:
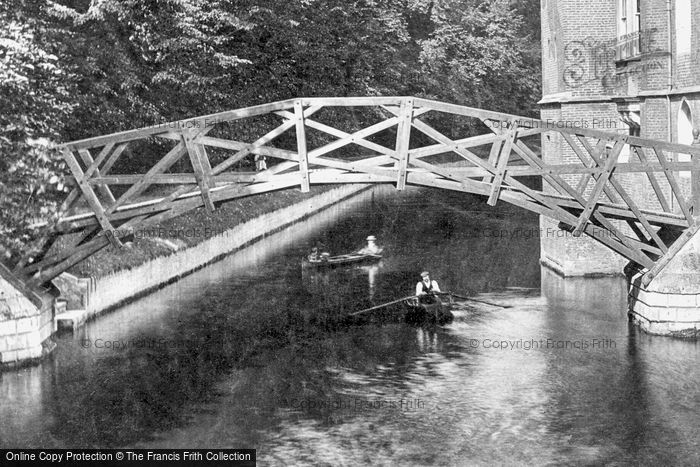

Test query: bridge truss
[13,97,700,288]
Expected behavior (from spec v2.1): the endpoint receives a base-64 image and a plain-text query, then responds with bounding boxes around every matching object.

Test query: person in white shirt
[415,271,441,303]
[254,154,267,171]
[357,235,383,255]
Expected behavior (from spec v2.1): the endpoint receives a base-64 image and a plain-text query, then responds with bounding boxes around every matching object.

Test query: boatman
[308,247,320,262]
[416,271,441,304]
[357,235,383,255]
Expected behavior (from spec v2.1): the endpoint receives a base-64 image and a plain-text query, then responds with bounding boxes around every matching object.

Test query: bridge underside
[12,97,700,289]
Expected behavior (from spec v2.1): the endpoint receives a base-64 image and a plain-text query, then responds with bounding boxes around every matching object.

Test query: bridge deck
[12,97,700,289]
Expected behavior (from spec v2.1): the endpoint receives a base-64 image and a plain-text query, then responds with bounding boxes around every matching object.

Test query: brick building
[540,0,700,275]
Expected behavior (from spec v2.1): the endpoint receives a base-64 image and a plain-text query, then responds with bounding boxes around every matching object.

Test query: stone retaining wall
[0,266,55,367]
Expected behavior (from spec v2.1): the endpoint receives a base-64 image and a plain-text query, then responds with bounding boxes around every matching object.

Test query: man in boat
[415,271,441,304]
[356,235,383,255]
[308,247,321,262]
[308,245,330,262]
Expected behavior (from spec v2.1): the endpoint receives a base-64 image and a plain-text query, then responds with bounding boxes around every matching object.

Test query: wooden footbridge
[13,97,700,289]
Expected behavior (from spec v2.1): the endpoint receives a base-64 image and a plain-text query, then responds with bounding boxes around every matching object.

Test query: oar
[437,291,512,308]
[349,295,417,316]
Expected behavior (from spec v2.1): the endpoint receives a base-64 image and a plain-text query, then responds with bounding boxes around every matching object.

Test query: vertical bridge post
[692,130,700,218]
[395,98,414,190]
[183,129,215,212]
[294,100,310,193]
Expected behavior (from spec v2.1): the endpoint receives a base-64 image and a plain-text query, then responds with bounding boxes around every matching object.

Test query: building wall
[540,0,700,275]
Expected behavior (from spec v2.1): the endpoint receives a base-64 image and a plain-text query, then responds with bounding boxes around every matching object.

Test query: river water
[2,186,700,465]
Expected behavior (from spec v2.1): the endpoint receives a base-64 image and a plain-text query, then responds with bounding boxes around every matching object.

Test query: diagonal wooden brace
[61,148,122,248]
[77,148,116,205]
[642,221,700,287]
[572,139,625,236]
[562,134,619,203]
[654,147,694,224]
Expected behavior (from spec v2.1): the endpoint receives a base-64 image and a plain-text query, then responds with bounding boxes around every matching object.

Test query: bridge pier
[628,227,700,338]
[539,217,628,277]
[0,265,56,368]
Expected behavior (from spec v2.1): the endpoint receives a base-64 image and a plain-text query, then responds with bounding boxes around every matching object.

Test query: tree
[0,4,73,262]
[0,0,541,265]
[417,0,540,116]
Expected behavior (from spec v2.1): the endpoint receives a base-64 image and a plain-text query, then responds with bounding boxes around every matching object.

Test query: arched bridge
[14,97,700,289]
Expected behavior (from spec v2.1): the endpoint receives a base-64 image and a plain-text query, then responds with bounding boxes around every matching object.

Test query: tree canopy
[0,0,540,263]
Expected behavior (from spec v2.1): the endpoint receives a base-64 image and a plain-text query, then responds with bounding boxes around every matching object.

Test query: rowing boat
[403,294,454,325]
[302,252,382,268]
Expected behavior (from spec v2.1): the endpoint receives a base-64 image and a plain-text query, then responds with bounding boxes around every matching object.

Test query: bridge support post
[692,134,700,214]
[394,98,413,190]
[294,100,311,193]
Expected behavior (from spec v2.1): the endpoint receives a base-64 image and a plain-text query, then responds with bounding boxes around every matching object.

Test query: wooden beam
[575,138,605,193]
[208,106,319,177]
[409,127,542,159]
[100,143,128,176]
[196,136,297,161]
[608,176,667,253]
[410,119,491,170]
[260,114,401,178]
[27,215,147,285]
[654,147,694,224]
[90,173,258,185]
[642,222,700,287]
[482,138,503,183]
[77,148,116,205]
[307,117,399,160]
[63,99,297,150]
[563,134,619,203]
[539,193,688,228]
[561,134,665,250]
[294,100,310,192]
[106,140,188,215]
[394,98,414,190]
[13,231,59,273]
[300,96,406,107]
[20,227,99,275]
[572,139,625,236]
[184,131,215,212]
[210,120,296,175]
[630,146,671,212]
[487,128,516,206]
[693,152,700,215]
[61,148,122,248]
[300,118,395,157]
[512,139,654,266]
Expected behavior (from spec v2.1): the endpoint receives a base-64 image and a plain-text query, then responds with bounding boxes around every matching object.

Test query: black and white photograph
[1,0,700,465]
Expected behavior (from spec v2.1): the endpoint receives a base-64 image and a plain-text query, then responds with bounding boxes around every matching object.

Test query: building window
[676,0,692,56]
[617,0,641,61]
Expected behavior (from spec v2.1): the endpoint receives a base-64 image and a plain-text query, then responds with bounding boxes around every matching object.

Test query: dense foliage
[0,0,540,263]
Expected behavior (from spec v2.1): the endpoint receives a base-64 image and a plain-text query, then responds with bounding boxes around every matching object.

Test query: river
[1,186,700,465]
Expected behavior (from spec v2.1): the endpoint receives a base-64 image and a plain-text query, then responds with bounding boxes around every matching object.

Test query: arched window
[678,101,693,178]
[676,0,692,55]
